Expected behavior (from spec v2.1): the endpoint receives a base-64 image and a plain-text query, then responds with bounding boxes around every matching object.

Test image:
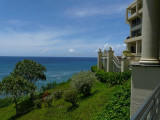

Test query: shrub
[44,95,54,107]
[43,92,49,101]
[94,79,131,120]
[71,71,97,96]
[91,65,98,72]
[64,90,78,107]
[104,80,131,119]
[95,70,108,83]
[121,71,131,82]
[53,90,63,99]
[95,70,131,86]
[34,99,42,108]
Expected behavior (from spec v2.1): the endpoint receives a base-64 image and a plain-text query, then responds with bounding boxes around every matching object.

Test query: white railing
[112,54,121,72]
[131,83,160,120]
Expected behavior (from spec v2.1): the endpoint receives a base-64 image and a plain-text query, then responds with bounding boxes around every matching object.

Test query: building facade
[124,0,143,57]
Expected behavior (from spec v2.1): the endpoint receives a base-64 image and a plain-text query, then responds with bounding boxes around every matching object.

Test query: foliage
[95,70,108,83]
[53,89,63,99]
[0,75,35,115]
[71,71,97,96]
[12,59,46,83]
[94,79,131,120]
[91,65,98,72]
[43,92,49,101]
[122,50,134,57]
[0,97,13,108]
[64,89,78,107]
[95,70,131,86]
[0,80,116,120]
[44,95,54,107]
[34,99,42,108]
[41,82,57,92]
[11,59,47,101]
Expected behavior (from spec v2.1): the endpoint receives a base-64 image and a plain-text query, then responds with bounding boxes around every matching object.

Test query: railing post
[157,95,160,119]
[103,50,107,71]
[97,48,102,70]
[107,47,114,72]
[150,98,157,120]
[121,58,130,72]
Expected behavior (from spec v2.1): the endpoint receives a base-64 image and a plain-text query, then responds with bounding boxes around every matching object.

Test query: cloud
[104,43,109,49]
[69,49,75,53]
[67,3,127,18]
[0,24,127,57]
[102,43,126,55]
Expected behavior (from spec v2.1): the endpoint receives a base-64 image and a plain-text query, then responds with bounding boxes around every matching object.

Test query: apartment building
[124,0,143,57]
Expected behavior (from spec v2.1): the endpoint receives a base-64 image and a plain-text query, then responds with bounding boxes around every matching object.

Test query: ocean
[0,56,97,88]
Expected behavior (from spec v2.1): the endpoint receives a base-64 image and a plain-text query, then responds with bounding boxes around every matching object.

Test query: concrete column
[126,43,129,51]
[127,43,130,51]
[103,59,107,71]
[107,48,114,72]
[139,0,160,64]
[126,8,128,23]
[121,58,130,72]
[97,49,102,70]
[103,50,107,71]
[136,40,141,54]
[136,0,138,14]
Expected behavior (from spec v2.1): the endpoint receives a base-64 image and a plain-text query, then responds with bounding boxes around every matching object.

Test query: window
[131,17,142,27]
[131,29,141,37]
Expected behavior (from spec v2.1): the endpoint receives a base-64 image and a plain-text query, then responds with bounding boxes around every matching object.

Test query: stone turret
[103,50,107,71]
[107,47,114,72]
[97,48,102,69]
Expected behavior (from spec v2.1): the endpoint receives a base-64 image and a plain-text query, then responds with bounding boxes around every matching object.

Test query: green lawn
[0,80,117,120]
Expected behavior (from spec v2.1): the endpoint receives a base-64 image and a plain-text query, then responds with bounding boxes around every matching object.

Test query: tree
[12,59,47,100]
[12,59,47,83]
[64,89,78,107]
[0,75,35,115]
[71,71,97,96]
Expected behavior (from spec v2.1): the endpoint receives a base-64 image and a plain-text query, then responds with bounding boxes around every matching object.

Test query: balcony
[126,0,143,22]
[124,35,142,43]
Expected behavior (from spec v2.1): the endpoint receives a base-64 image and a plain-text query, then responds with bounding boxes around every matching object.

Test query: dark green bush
[95,71,131,86]
[94,79,131,120]
[53,90,63,99]
[64,90,78,107]
[71,71,97,96]
[95,70,108,83]
[91,65,98,72]
[34,99,42,108]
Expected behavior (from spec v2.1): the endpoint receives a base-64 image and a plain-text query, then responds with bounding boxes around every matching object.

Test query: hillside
[0,80,117,120]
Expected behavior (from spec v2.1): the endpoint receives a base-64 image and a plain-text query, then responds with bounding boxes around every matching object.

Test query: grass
[0,80,118,120]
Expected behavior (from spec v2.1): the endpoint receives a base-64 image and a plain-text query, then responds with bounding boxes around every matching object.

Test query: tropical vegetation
[0,63,131,120]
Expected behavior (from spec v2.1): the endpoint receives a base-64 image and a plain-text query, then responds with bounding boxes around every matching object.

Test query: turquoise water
[0,57,97,88]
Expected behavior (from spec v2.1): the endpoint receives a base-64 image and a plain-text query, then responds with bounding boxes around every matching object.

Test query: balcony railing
[130,83,160,120]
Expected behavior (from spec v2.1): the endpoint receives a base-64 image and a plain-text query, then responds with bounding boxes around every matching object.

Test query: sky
[0,0,133,57]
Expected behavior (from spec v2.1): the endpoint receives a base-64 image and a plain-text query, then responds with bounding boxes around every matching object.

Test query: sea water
[0,56,97,88]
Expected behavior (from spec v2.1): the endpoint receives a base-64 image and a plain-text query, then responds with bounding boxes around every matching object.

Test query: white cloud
[0,25,127,57]
[67,4,127,18]
[102,43,126,55]
[69,49,75,53]
[104,43,109,49]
